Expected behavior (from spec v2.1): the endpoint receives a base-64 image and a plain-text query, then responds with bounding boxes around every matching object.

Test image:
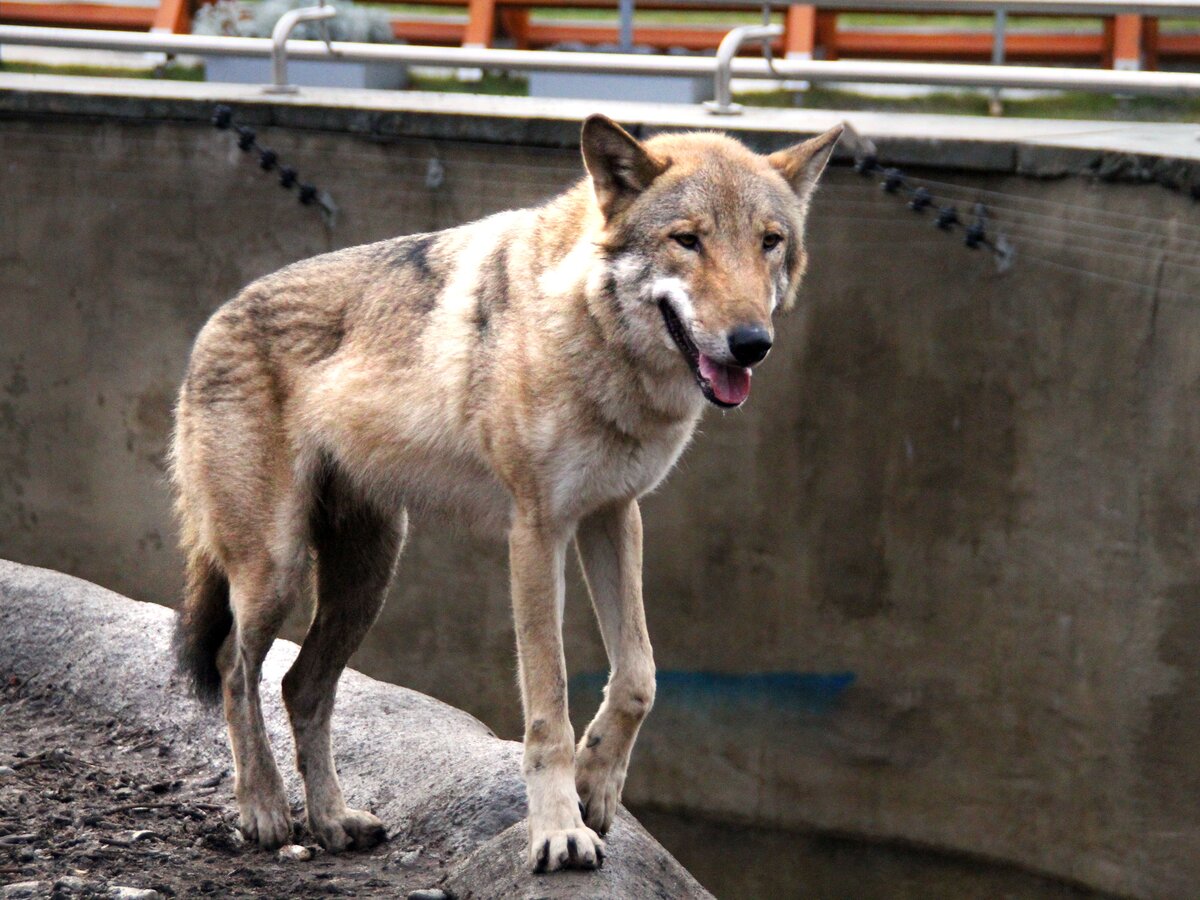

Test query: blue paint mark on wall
[571,670,856,717]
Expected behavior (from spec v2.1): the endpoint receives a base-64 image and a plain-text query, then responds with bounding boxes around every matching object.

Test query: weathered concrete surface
[3,84,1200,898]
[0,560,711,899]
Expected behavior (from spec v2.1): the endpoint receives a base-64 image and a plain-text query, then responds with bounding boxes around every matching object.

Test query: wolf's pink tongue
[699,354,752,406]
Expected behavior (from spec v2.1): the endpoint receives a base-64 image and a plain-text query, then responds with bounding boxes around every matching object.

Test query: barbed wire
[847,150,1016,272]
[836,123,1200,286]
[211,105,338,226]
[893,171,1200,238]
[29,108,1196,302]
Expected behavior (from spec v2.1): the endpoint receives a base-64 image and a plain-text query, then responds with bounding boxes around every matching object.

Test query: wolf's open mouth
[658,300,751,408]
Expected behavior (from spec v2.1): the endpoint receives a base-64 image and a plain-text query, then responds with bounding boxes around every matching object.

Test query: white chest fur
[540,415,698,524]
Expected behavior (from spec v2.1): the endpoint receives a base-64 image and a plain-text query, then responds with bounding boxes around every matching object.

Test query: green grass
[0,60,205,80]
[377,5,1200,32]
[738,85,1200,120]
[409,71,529,94]
[378,2,759,24]
[406,74,1200,121]
[528,8,759,25]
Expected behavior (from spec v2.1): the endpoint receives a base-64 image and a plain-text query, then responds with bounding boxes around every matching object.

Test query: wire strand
[884,172,1200,241]
[822,181,1200,248]
[816,194,1200,270]
[1019,250,1200,302]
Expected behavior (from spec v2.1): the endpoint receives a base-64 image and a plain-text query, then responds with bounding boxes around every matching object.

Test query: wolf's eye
[672,233,701,251]
[762,233,783,251]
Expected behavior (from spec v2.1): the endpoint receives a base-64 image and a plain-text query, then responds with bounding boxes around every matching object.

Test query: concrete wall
[3,87,1199,898]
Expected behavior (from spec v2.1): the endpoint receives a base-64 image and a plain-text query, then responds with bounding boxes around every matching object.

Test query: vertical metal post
[264,4,337,94]
[990,8,1007,115]
[1112,13,1144,69]
[618,0,634,52]
[704,23,784,115]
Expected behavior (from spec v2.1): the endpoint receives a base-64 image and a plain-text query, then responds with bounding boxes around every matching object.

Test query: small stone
[130,830,157,842]
[54,877,88,892]
[108,888,161,900]
[406,891,449,900]
[384,845,423,870]
[0,765,16,776]
[195,772,225,789]
[2,883,47,900]
[277,844,313,862]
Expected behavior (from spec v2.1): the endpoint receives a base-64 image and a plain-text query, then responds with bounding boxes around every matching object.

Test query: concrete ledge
[3,73,1200,179]
[0,560,711,899]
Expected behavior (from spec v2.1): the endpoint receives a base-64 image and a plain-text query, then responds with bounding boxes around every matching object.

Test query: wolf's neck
[525,183,596,268]
[519,183,703,429]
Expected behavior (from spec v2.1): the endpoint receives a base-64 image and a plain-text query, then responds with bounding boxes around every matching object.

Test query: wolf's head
[582,115,842,410]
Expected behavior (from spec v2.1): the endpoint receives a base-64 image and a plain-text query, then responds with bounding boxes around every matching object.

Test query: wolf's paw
[576,773,622,836]
[575,747,626,835]
[238,794,293,849]
[310,808,388,853]
[529,826,605,873]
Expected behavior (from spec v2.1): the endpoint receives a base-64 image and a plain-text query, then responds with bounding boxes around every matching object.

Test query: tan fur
[171,116,842,871]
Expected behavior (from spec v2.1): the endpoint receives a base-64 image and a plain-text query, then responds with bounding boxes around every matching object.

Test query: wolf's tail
[173,549,232,706]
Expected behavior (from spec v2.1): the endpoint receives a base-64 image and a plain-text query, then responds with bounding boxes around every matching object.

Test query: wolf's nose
[728,325,772,366]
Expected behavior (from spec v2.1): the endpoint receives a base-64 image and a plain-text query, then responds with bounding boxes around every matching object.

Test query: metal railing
[266,3,336,93]
[705,23,784,114]
[4,22,1200,108]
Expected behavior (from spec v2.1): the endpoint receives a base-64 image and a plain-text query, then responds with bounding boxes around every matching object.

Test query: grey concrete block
[528,71,713,105]
[205,56,407,90]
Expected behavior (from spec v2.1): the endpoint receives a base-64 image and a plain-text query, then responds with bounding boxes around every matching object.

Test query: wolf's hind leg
[222,552,308,849]
[282,463,404,853]
[573,499,655,835]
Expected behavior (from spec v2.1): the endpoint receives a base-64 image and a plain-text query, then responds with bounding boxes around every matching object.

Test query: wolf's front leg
[573,500,655,835]
[509,514,604,873]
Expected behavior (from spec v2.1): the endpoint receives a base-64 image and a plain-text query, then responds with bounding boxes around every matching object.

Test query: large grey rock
[0,560,710,898]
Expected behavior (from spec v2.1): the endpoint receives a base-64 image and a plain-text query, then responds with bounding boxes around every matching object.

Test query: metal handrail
[4,24,1200,98]
[266,4,337,93]
[704,24,784,115]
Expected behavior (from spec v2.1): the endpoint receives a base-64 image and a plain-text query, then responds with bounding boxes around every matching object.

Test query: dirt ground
[0,677,448,899]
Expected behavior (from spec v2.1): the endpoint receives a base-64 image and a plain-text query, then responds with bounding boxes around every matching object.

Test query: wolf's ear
[768,124,844,206]
[581,115,669,219]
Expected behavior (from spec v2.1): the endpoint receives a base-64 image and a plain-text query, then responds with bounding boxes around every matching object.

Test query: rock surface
[0,560,710,898]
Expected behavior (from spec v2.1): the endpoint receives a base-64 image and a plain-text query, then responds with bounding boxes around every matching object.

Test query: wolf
[170,114,841,872]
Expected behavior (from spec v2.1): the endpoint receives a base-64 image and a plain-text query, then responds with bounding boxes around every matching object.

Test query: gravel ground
[0,677,447,900]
